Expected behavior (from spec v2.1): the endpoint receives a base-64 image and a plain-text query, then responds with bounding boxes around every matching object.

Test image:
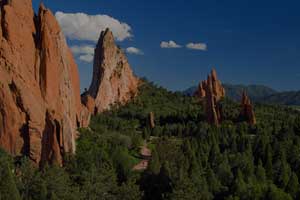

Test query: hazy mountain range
[183,84,300,106]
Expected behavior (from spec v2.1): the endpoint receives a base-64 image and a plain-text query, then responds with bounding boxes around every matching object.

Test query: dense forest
[260,91,300,106]
[1,80,300,200]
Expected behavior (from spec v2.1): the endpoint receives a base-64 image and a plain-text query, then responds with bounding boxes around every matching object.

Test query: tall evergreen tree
[148,149,161,174]
[286,172,299,199]
[232,169,247,200]
[0,150,20,200]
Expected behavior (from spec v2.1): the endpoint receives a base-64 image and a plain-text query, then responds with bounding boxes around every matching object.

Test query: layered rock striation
[87,28,139,113]
[195,69,225,125]
[0,1,89,165]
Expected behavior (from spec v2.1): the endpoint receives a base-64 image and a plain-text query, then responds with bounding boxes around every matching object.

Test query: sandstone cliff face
[88,29,139,113]
[240,92,256,125]
[0,1,89,165]
[195,69,225,125]
[81,93,96,114]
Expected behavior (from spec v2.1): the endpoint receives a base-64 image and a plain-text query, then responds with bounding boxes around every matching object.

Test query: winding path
[133,142,152,171]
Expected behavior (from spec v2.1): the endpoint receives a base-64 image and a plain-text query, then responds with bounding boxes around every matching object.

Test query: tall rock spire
[0,1,89,166]
[195,68,225,101]
[87,28,139,113]
[240,91,256,125]
[195,69,225,125]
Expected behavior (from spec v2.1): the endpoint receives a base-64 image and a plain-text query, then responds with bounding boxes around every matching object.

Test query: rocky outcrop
[240,92,256,125]
[81,93,96,114]
[0,1,89,166]
[195,68,225,101]
[88,28,139,113]
[149,112,155,129]
[195,69,225,125]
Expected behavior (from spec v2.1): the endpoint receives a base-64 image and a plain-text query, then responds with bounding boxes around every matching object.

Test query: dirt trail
[132,142,152,171]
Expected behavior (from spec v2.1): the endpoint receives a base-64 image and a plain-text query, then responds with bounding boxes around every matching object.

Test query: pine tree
[116,178,143,200]
[256,159,266,183]
[206,168,222,195]
[158,162,172,198]
[286,172,299,199]
[267,184,292,200]
[143,127,150,140]
[0,151,21,200]
[294,115,300,135]
[264,144,273,180]
[232,169,247,200]
[40,182,48,200]
[170,177,211,200]
[277,161,291,189]
[81,165,118,200]
[177,125,183,137]
[148,148,161,174]
[216,157,233,186]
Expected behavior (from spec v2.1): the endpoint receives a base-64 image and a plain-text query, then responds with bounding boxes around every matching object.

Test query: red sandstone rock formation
[88,28,139,113]
[81,93,96,114]
[195,68,225,101]
[195,69,225,125]
[149,112,155,129]
[240,91,256,125]
[0,1,89,165]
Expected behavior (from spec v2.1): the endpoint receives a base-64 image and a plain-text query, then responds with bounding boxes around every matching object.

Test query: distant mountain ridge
[260,91,300,105]
[183,84,277,101]
[223,84,278,101]
[183,84,300,106]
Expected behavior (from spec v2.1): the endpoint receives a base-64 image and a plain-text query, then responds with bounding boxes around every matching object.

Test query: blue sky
[32,0,300,91]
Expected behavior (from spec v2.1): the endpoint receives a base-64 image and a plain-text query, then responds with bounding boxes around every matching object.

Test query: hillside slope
[261,91,300,105]
[1,80,300,200]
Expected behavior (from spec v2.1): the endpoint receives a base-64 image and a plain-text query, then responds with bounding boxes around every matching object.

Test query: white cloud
[70,45,95,63]
[70,45,94,55]
[79,54,94,63]
[186,42,207,51]
[126,47,144,55]
[160,40,182,48]
[55,11,132,42]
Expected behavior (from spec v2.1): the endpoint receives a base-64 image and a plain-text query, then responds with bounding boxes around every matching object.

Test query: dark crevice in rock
[76,116,80,128]
[20,113,30,156]
[8,81,31,157]
[35,9,47,98]
[9,81,24,111]
[34,7,42,49]
[33,14,41,82]
[41,111,55,166]
[41,111,63,167]
[0,0,10,8]
[0,109,4,135]
[0,0,8,40]
[40,111,53,167]
[54,119,61,148]
[94,107,98,115]
[39,45,47,98]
